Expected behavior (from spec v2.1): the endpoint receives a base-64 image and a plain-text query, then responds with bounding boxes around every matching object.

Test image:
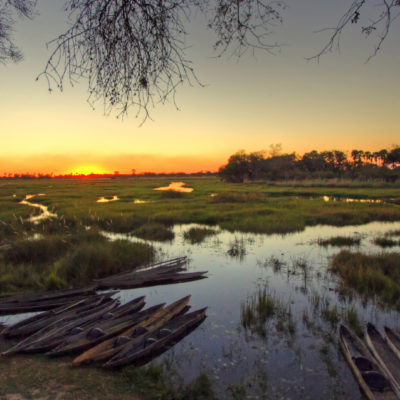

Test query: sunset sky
[0,0,399,175]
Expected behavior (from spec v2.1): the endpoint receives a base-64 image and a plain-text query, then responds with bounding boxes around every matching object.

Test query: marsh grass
[55,239,154,285]
[227,238,246,260]
[263,255,286,272]
[330,250,400,308]
[240,287,295,338]
[183,227,217,244]
[212,191,266,203]
[0,231,154,294]
[343,307,363,337]
[133,223,174,242]
[373,237,400,248]
[1,177,400,238]
[317,236,361,247]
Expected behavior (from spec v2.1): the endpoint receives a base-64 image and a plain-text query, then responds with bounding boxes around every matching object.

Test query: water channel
[101,220,400,400]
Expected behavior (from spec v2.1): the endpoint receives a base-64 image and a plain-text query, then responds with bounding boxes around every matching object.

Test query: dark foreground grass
[317,236,361,247]
[0,335,216,400]
[330,250,400,308]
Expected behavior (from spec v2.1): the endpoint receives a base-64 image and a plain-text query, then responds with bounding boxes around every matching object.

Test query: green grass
[1,177,399,238]
[0,231,154,294]
[317,236,361,247]
[133,223,174,242]
[183,227,217,244]
[330,250,400,308]
[240,286,295,338]
[343,307,363,337]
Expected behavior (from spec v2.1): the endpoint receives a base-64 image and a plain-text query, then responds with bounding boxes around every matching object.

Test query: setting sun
[69,165,108,175]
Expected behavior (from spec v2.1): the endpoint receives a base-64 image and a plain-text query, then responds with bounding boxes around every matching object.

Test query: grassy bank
[0,336,216,400]
[0,230,154,295]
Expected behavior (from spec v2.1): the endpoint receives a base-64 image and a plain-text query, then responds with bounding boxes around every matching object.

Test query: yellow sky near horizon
[0,0,399,175]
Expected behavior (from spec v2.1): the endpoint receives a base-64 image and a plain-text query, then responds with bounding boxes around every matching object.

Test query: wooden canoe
[1,293,118,338]
[365,323,400,397]
[98,271,207,290]
[2,297,120,355]
[339,325,398,400]
[73,295,191,366]
[47,303,166,357]
[384,327,400,361]
[104,307,207,368]
[0,286,98,315]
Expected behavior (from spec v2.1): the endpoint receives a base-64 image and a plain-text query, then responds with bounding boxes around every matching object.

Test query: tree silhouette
[1,1,399,121]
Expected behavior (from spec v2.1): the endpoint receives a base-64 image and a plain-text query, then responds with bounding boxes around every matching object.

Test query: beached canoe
[339,325,398,400]
[365,323,400,397]
[73,295,191,366]
[384,327,400,361]
[0,286,98,315]
[104,307,207,368]
[47,303,166,357]
[2,297,120,355]
[1,293,119,338]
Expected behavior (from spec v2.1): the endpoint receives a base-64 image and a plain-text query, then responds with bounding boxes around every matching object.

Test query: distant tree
[387,147,400,167]
[219,150,251,183]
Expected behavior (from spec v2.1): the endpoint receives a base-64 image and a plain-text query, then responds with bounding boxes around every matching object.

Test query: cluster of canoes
[340,323,400,400]
[0,293,206,368]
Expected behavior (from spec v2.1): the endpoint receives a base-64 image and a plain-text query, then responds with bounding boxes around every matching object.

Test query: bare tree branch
[0,0,36,63]
[308,0,400,62]
[37,0,284,122]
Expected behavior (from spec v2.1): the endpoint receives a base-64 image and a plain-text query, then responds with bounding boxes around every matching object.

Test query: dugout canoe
[0,286,98,315]
[1,293,118,338]
[73,295,191,366]
[2,297,120,355]
[47,303,166,357]
[104,307,207,368]
[385,327,400,361]
[339,325,398,400]
[366,323,400,397]
[97,271,207,290]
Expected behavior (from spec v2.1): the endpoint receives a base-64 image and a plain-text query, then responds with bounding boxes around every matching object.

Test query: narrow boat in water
[339,325,398,400]
[384,327,400,361]
[73,295,191,366]
[365,323,400,397]
[104,307,207,368]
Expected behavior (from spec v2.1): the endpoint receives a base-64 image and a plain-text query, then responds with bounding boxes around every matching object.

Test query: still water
[102,221,400,399]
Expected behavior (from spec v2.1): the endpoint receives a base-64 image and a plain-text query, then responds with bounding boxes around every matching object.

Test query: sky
[0,0,399,175]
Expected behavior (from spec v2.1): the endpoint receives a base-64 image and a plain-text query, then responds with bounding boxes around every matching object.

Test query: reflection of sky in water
[99,221,400,399]
[154,181,194,192]
[19,194,57,223]
[2,221,399,398]
[96,195,120,203]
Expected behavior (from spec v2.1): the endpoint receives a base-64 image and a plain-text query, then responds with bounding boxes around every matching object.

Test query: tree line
[219,147,400,183]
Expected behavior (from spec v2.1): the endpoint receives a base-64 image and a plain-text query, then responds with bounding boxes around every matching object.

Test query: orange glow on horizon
[68,165,109,176]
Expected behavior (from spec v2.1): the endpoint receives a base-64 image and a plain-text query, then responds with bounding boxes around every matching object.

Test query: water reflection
[133,199,148,204]
[101,220,400,399]
[96,195,120,203]
[19,194,57,224]
[154,181,194,192]
[323,195,382,203]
